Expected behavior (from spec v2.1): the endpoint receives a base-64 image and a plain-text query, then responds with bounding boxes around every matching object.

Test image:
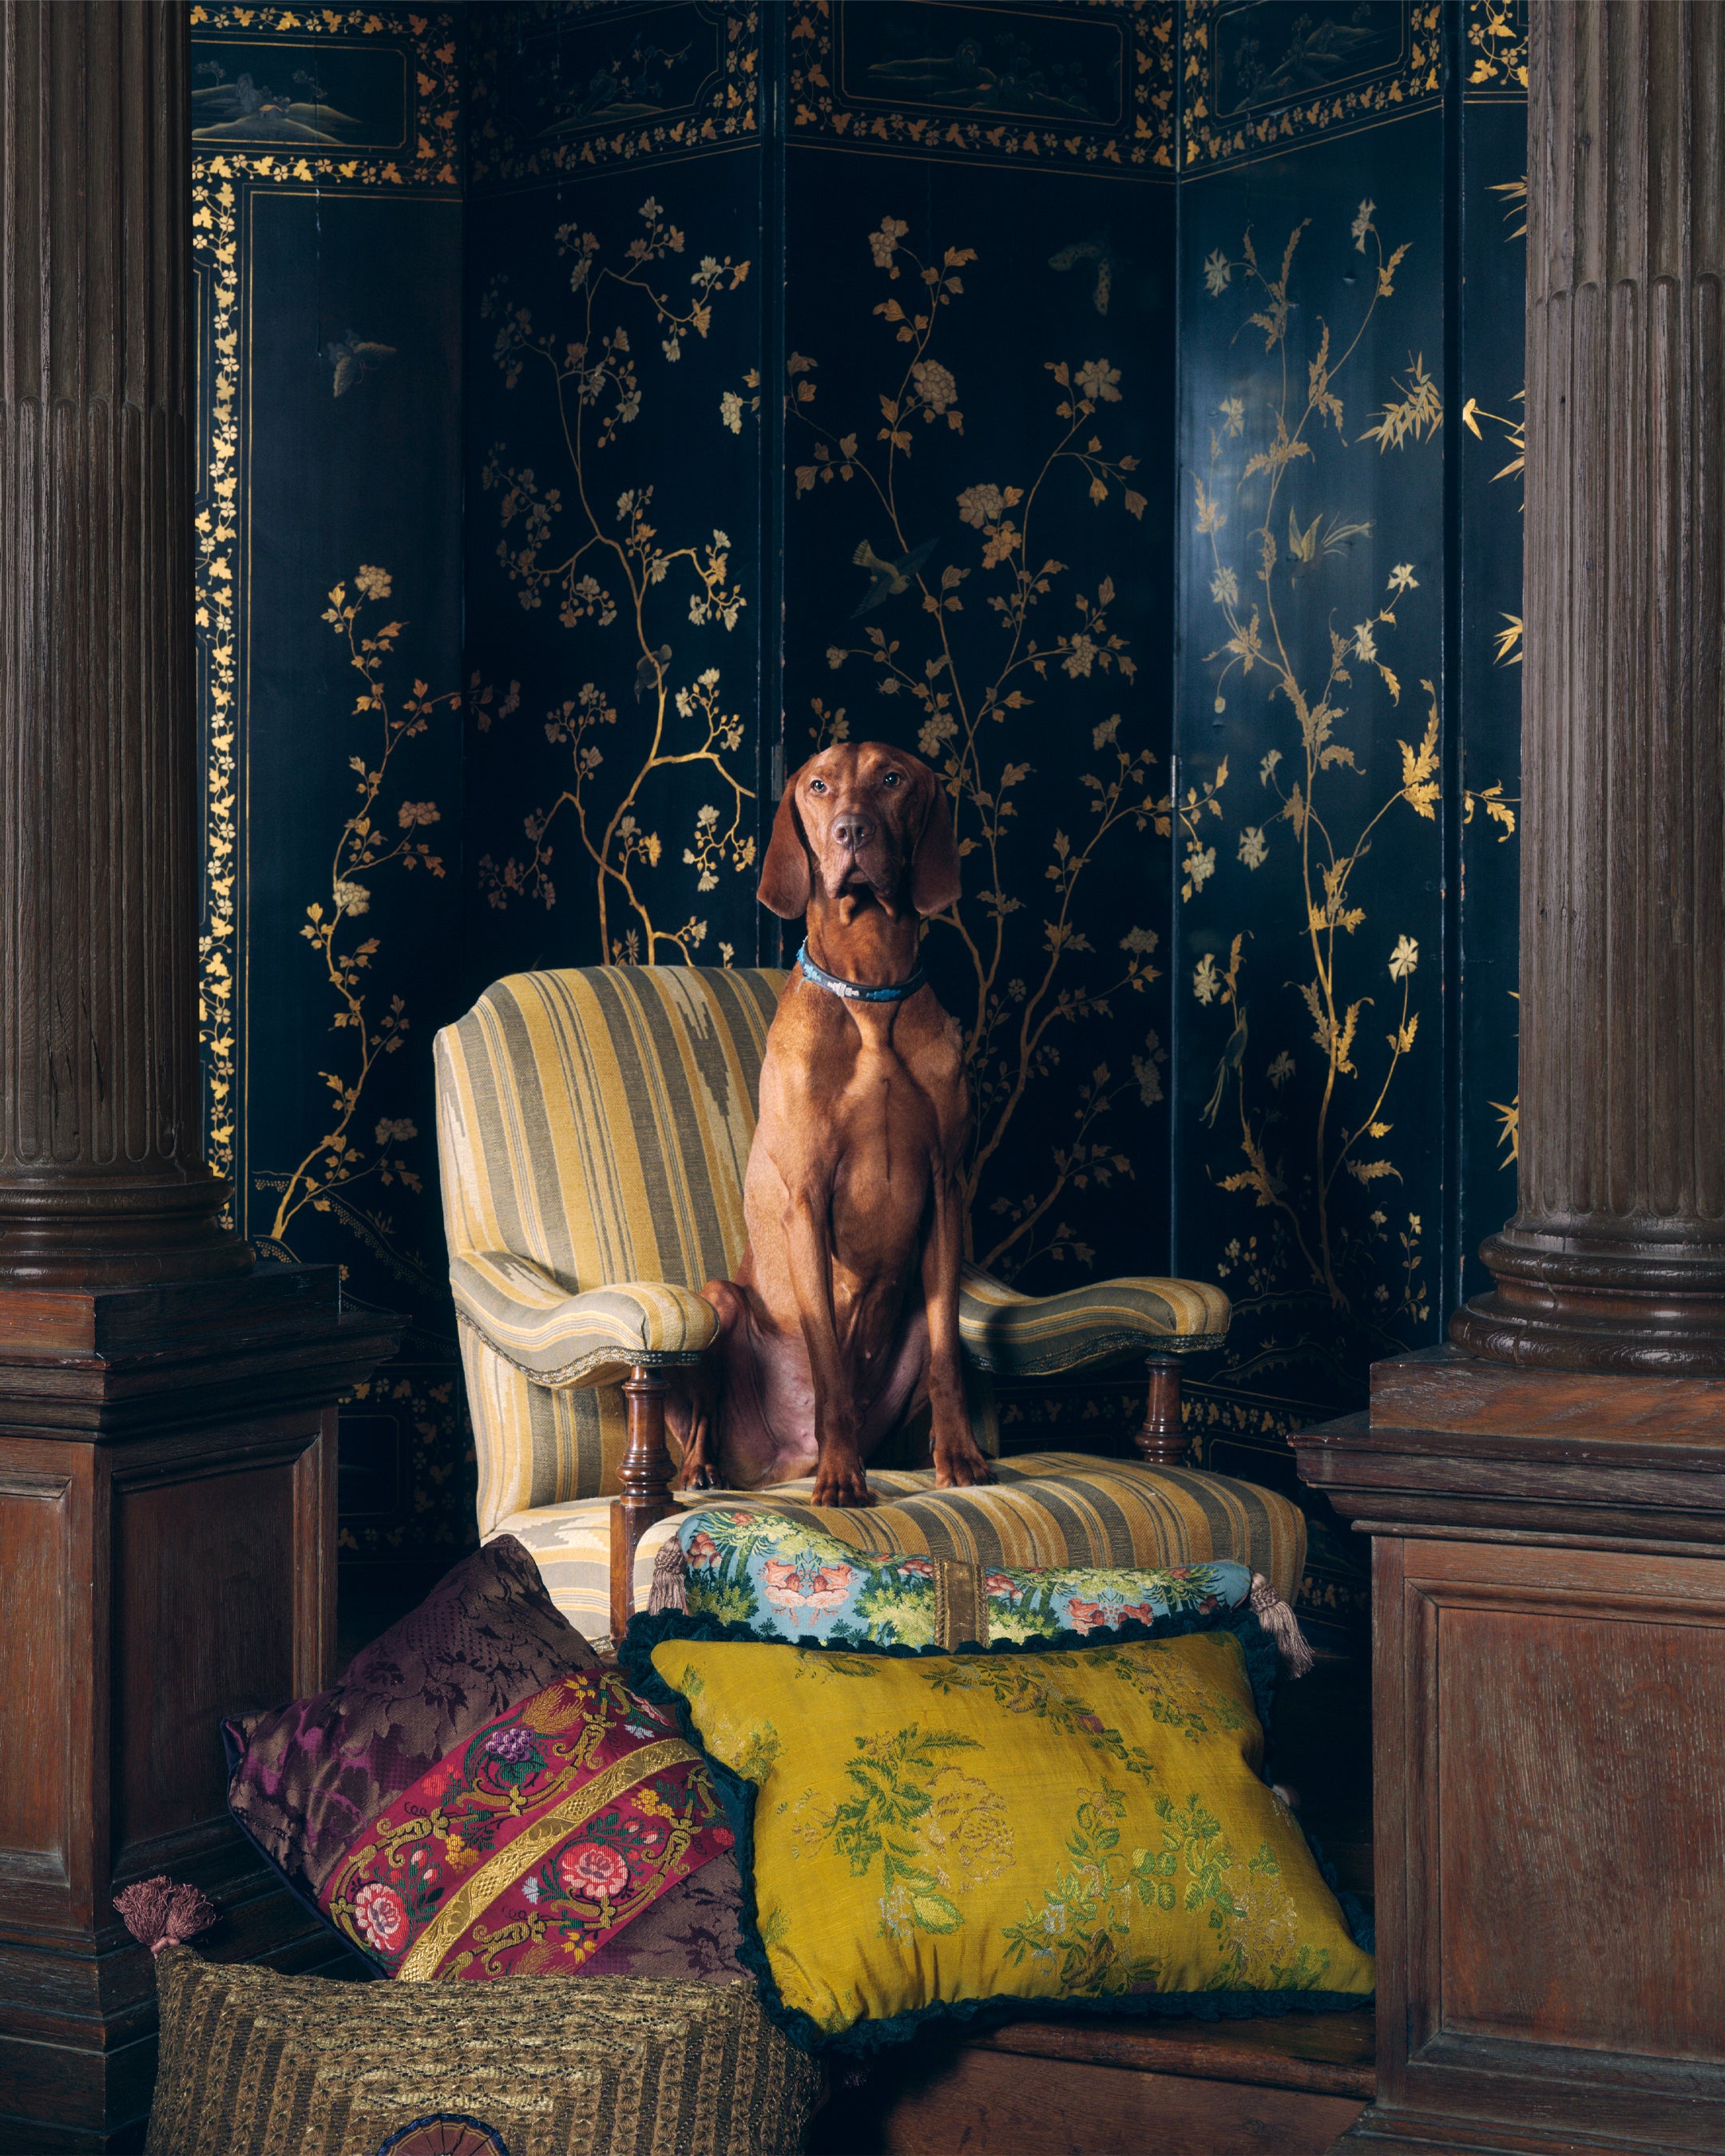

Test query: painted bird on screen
[851,537,938,617]
[324,331,396,398]
[1202,1006,1248,1129]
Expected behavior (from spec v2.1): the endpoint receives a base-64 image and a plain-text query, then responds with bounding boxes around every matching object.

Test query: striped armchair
[434,967,1304,1641]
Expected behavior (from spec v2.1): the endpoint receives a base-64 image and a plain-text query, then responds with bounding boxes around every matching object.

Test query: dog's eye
[809,779,827,794]
[881,771,901,787]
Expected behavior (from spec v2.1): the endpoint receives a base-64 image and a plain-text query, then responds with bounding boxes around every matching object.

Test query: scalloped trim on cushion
[623,1611,1372,2057]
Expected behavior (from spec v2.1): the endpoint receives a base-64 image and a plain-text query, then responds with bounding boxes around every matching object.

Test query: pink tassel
[646,1536,688,1615]
[1248,1572,1315,1679]
[114,1877,218,1956]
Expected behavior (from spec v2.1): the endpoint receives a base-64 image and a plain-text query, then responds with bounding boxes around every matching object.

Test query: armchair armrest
[450,1251,718,1387]
[957,1265,1230,1379]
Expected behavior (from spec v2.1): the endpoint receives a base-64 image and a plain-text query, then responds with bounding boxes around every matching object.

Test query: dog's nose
[831,815,873,850]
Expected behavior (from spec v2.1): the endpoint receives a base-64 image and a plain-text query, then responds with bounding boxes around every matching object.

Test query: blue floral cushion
[655,1507,1266,1654]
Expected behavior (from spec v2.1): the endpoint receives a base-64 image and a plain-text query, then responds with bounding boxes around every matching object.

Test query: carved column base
[1295,1346,1725,2156]
[0,1171,253,1290]
[1450,1231,1725,1377]
[0,1265,401,2152]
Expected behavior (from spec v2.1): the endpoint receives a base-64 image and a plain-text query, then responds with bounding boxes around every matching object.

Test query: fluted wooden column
[0,12,403,2145]
[1452,0,1725,1373]
[0,0,247,1286]
[1298,16,1725,2151]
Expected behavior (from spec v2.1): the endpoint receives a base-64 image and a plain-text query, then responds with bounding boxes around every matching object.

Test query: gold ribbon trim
[934,1557,989,1650]
[396,1736,697,1981]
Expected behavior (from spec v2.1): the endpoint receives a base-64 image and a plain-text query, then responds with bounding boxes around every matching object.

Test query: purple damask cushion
[582,1852,748,1984]
[227,1535,599,1895]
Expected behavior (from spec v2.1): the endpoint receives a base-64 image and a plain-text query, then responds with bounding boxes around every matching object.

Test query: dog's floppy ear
[910,766,962,917]
[759,768,812,918]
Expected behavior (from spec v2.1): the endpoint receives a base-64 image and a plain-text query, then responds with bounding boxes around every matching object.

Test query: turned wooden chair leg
[610,1365,677,1644]
[1132,1354,1191,1468]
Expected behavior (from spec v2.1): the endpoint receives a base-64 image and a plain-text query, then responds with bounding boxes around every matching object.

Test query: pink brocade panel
[321,1670,735,1981]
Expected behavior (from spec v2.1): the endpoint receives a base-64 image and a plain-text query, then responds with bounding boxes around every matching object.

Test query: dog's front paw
[674,1457,720,1492]
[811,1454,875,1508]
[933,1443,994,1490]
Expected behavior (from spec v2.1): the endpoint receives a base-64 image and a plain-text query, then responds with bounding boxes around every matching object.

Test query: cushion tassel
[113,1877,218,1957]
[646,1537,689,1615]
[1248,1572,1315,1678]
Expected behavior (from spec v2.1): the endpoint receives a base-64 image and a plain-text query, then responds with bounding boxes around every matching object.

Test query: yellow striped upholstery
[958,1264,1230,1373]
[434,965,1273,1613]
[494,1451,1306,1639]
[437,968,783,1525]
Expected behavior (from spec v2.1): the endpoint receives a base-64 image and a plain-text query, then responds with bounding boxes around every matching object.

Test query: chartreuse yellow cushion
[646,1631,1373,2048]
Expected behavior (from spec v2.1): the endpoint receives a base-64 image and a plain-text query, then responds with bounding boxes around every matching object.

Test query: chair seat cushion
[958,1266,1230,1375]
[494,1453,1307,1643]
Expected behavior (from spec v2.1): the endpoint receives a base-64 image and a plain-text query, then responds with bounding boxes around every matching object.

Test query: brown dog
[669,742,994,1506]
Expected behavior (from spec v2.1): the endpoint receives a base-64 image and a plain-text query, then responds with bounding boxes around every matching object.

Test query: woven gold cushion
[498,1451,1307,1643]
[145,1948,823,2156]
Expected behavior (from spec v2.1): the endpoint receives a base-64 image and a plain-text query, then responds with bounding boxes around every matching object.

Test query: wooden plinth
[811,2006,1373,2156]
[1295,1345,1725,2156]
[0,1266,401,2153]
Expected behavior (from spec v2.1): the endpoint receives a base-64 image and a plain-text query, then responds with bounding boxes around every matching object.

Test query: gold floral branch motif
[801,216,1167,1275]
[262,569,463,1254]
[1490,991,1521,1164]
[1195,204,1446,1317]
[1464,172,1526,1165]
[477,197,755,965]
[1461,178,1526,668]
[192,172,240,1186]
[1467,0,1529,92]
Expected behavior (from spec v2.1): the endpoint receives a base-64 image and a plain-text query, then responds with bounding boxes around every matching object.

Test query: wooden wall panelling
[812,2010,1374,2155]
[824,2047,1365,2156]
[1307,21,1725,2132]
[1363,1536,1725,2150]
[1298,1365,1725,2150]
[0,1297,400,2152]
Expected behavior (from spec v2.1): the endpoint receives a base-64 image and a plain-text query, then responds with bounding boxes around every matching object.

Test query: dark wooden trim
[609,1365,677,1641]
[970,2007,1374,2101]
[812,2009,1374,2154]
[1132,1354,1188,1468]
[0,1278,401,2148]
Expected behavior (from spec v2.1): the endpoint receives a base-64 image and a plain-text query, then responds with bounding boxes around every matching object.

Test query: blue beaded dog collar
[795,941,926,1003]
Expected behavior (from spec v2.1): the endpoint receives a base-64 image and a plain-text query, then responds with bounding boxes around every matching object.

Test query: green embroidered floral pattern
[1135,1790,1329,1990]
[1001,1783,1164,1995]
[917,1658,1163,1786]
[1094,1635,1252,1742]
[792,1724,1012,1944]
[644,1629,1375,2042]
